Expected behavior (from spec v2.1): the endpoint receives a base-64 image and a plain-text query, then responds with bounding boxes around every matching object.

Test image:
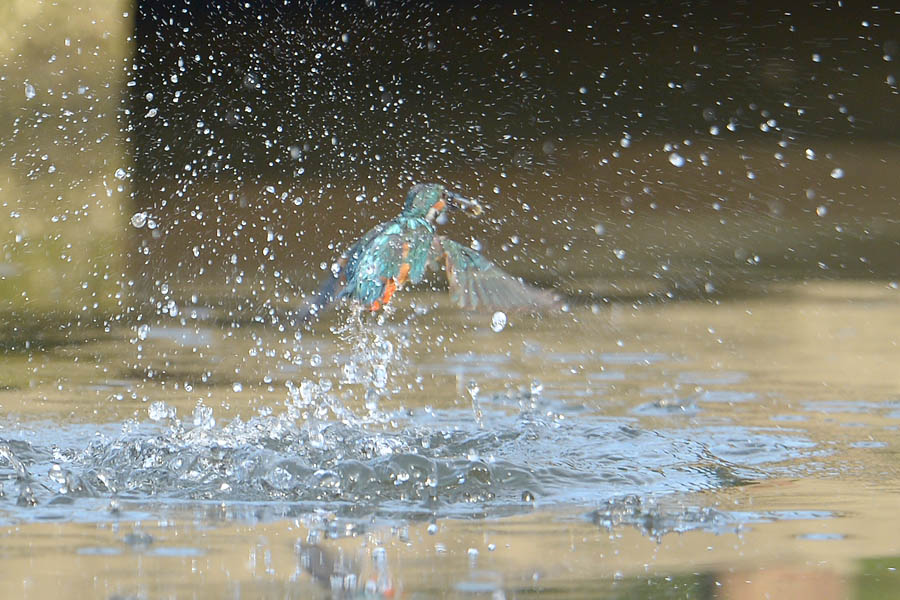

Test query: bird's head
[402,183,483,223]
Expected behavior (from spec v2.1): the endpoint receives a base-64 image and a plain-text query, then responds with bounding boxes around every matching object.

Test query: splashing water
[325,308,410,420]
[0,362,824,524]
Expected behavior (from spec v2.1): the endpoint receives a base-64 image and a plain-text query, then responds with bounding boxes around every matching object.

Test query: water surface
[2,279,899,598]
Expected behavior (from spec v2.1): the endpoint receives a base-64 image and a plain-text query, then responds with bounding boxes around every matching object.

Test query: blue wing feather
[432,237,560,311]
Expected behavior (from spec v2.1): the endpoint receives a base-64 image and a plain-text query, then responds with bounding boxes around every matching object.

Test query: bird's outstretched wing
[430,237,560,311]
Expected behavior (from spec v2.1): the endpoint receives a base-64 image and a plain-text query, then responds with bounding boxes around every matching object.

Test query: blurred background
[2,2,900,599]
[2,0,897,342]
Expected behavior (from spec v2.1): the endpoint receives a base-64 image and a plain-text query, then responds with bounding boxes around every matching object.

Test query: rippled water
[0,300,824,523]
[4,0,900,595]
[2,281,899,597]
[3,386,806,521]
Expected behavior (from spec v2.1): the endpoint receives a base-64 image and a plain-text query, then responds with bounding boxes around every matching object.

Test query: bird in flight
[299,183,559,319]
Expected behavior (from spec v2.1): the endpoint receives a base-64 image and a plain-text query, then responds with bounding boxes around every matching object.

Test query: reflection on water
[2,280,900,597]
[0,306,815,521]
[3,1,900,597]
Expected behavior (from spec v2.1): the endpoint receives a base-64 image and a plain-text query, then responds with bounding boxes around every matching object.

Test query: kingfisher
[299,183,559,319]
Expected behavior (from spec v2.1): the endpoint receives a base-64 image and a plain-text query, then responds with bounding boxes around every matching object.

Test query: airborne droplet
[130,212,148,228]
[668,152,686,167]
[491,311,507,332]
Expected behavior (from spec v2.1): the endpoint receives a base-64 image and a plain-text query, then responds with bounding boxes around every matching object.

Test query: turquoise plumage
[300,183,558,318]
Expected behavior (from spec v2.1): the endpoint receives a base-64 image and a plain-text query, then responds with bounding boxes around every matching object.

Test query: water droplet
[805,148,816,160]
[668,152,685,167]
[709,125,720,135]
[232,382,243,393]
[593,223,605,236]
[427,523,438,535]
[298,379,316,403]
[310,354,322,367]
[136,324,149,340]
[830,167,844,179]
[49,464,65,485]
[619,136,631,148]
[365,388,379,411]
[816,205,828,217]
[812,53,822,63]
[148,401,171,421]
[130,212,148,228]
[614,249,626,260]
[491,311,507,332]
[18,485,37,506]
[24,82,35,99]
[192,404,215,429]
[373,364,388,389]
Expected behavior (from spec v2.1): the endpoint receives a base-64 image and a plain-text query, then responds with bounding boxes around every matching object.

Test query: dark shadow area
[127,0,899,321]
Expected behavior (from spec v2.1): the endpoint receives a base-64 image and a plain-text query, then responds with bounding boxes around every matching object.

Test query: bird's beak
[447,192,484,217]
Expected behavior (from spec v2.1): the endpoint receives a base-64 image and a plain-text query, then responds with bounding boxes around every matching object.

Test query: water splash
[324,308,411,421]
[0,392,822,524]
